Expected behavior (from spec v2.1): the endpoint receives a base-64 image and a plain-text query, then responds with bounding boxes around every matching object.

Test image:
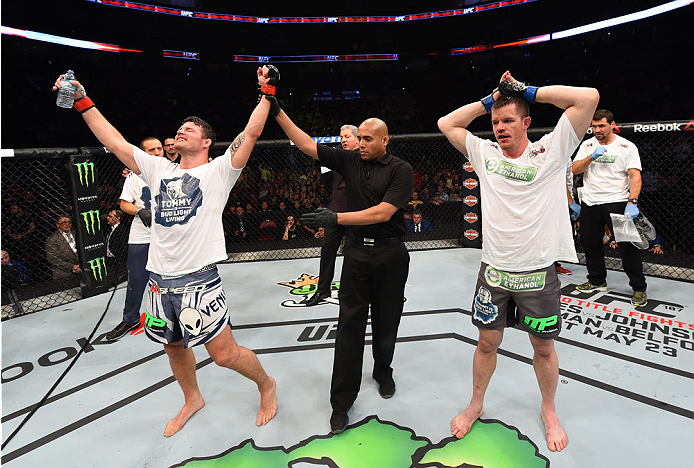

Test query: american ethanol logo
[485,157,537,182]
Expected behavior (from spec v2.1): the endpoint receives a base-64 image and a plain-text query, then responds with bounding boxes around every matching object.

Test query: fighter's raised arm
[52,75,138,173]
[226,66,278,170]
[264,80,318,159]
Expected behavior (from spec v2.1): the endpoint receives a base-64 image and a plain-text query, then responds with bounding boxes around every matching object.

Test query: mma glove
[569,202,581,220]
[498,79,538,103]
[301,208,338,228]
[257,64,281,117]
[591,146,607,160]
[136,208,152,227]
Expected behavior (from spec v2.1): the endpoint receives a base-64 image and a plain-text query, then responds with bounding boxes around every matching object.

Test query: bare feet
[451,403,483,439]
[256,376,277,426]
[164,395,205,437]
[541,409,568,452]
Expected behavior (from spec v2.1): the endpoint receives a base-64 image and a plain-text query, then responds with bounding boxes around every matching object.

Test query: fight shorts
[471,263,561,339]
[144,266,231,348]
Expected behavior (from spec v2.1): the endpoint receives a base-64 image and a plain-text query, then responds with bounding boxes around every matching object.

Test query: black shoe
[330,410,349,434]
[378,380,396,399]
[305,290,330,307]
[105,321,140,341]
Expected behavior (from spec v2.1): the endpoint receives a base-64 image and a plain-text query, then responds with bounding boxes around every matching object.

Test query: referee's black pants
[579,201,647,291]
[330,239,410,412]
[316,224,347,295]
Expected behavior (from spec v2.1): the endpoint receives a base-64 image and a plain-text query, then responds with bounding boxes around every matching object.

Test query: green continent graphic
[418,419,548,468]
[174,416,548,468]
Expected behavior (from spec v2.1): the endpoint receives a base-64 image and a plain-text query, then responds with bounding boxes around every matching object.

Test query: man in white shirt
[571,109,646,306]
[438,70,599,453]
[104,137,161,342]
[53,66,279,436]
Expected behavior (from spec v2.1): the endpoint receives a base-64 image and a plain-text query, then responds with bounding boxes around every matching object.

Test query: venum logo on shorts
[523,315,558,333]
[464,229,479,240]
[463,195,478,207]
[473,286,498,324]
[463,178,478,190]
[464,212,478,223]
[485,157,537,182]
[180,307,203,335]
[155,173,203,227]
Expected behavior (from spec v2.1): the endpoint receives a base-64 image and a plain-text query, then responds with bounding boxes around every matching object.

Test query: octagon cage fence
[2,120,692,319]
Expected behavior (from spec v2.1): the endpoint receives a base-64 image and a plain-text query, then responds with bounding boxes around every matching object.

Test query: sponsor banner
[584,120,693,135]
[68,156,110,296]
[463,178,478,190]
[463,195,478,207]
[464,212,478,224]
[463,161,475,173]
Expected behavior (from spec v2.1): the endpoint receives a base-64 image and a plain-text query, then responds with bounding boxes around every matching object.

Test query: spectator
[3,203,36,260]
[282,215,303,241]
[406,210,433,232]
[163,137,181,163]
[230,205,251,242]
[1,249,31,285]
[45,214,81,283]
[1,249,25,315]
[407,191,424,212]
[104,209,128,283]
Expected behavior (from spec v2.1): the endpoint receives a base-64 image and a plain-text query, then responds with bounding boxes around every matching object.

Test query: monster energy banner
[68,156,110,297]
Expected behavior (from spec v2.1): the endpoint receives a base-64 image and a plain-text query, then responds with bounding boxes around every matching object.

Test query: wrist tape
[74,97,95,113]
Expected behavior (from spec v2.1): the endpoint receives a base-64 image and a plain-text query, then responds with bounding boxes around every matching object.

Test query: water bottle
[56,70,76,108]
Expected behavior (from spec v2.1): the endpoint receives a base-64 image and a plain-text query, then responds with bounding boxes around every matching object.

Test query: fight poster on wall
[67,155,110,297]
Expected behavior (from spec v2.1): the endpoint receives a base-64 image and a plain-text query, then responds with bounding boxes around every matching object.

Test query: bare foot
[163,395,205,437]
[541,409,568,452]
[256,376,277,426]
[451,403,483,439]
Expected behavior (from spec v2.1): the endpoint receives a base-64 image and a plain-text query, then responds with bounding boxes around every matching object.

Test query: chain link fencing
[2,121,692,319]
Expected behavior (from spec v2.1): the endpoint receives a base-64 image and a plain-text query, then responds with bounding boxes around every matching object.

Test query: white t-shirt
[465,113,580,271]
[574,134,641,206]
[133,147,243,276]
[119,172,152,244]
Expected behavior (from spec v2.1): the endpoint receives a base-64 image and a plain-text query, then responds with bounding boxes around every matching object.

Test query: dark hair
[412,210,423,216]
[139,137,160,150]
[56,213,71,223]
[593,109,614,123]
[182,116,216,147]
[491,95,530,119]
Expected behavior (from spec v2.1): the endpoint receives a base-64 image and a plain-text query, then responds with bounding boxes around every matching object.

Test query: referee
[268,92,414,434]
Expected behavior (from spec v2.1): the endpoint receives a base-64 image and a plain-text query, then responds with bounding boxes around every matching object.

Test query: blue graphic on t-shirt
[155,173,203,226]
[140,186,152,211]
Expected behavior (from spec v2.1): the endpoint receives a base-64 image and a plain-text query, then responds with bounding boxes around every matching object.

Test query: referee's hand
[301,208,338,228]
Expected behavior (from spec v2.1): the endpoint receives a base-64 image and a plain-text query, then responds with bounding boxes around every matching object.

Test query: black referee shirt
[317,145,414,239]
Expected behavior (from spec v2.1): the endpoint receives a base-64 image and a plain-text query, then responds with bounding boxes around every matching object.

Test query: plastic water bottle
[56,70,76,108]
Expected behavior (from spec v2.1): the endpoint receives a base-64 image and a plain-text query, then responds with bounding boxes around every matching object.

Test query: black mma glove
[498,79,538,103]
[301,208,338,228]
[264,95,282,118]
[257,64,281,117]
[136,208,152,228]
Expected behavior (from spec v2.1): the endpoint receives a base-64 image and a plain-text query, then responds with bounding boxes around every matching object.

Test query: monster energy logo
[87,256,107,281]
[74,162,96,187]
[80,210,101,235]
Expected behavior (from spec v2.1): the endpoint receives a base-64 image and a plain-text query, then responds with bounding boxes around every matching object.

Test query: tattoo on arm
[229,132,246,161]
